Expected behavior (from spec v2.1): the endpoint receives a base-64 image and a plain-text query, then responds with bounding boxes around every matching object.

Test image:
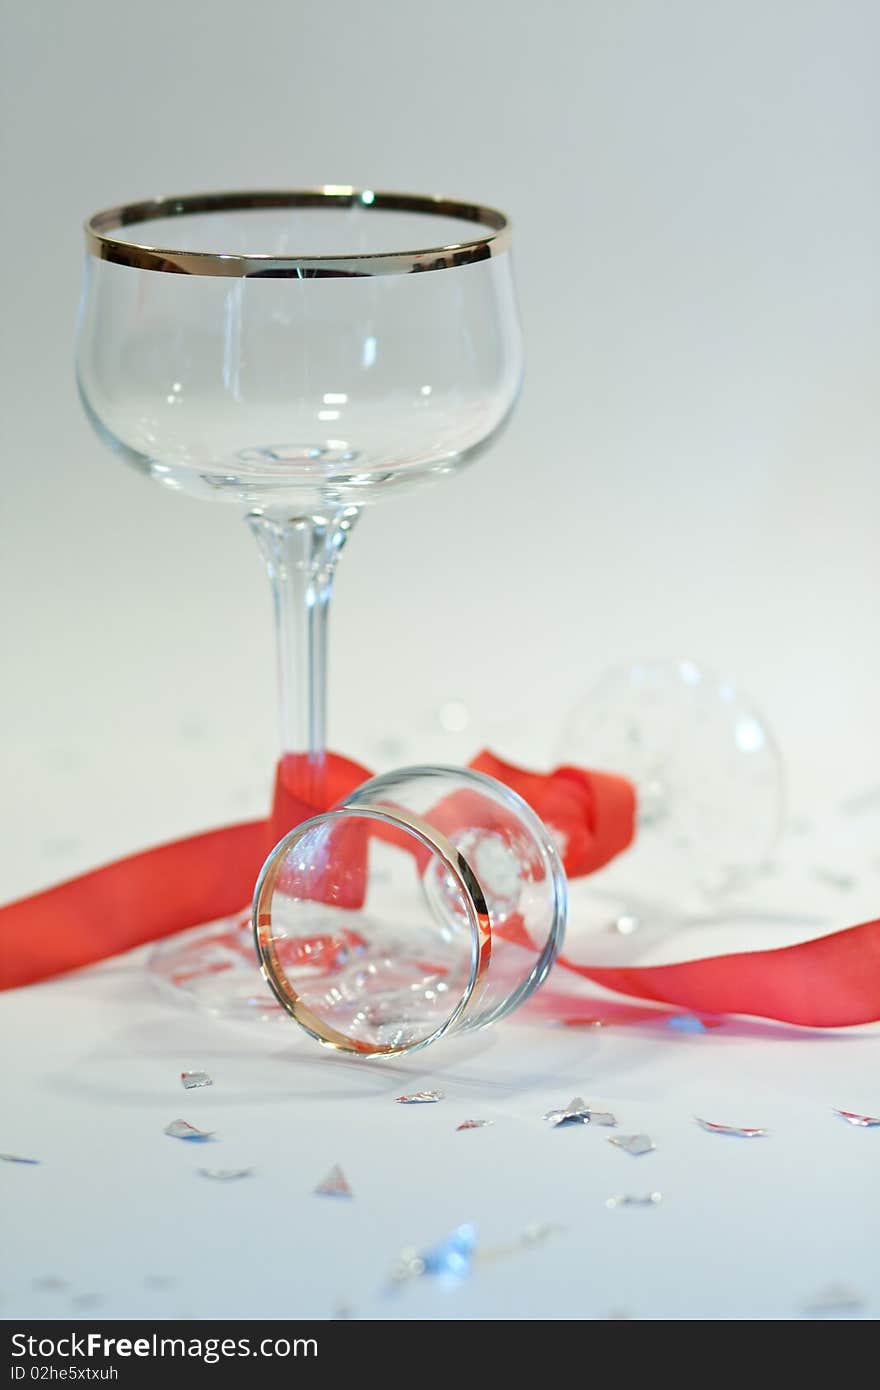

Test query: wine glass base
[148,908,456,1041]
[149,913,285,1023]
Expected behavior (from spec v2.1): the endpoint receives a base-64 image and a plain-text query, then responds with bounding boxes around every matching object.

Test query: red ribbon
[2,751,879,1027]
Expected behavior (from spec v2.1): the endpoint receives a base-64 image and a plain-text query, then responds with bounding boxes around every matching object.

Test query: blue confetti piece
[422,1223,477,1282]
[667,1015,715,1033]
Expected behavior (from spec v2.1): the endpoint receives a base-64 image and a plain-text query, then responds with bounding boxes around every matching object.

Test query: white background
[1,0,879,1322]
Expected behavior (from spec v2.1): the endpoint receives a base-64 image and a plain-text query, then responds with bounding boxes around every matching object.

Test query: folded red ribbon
[2,751,879,1027]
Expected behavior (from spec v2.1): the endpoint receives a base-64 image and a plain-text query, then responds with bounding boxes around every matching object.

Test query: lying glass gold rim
[252,805,492,1057]
[84,186,512,279]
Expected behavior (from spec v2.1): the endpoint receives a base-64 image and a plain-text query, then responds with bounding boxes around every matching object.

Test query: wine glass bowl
[559,659,785,921]
[76,189,522,512]
[75,187,524,1023]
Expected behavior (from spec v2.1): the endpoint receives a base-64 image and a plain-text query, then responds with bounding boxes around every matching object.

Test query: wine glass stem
[247,508,359,798]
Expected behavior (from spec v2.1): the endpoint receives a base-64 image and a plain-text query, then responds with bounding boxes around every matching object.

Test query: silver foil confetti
[478,1222,563,1265]
[695,1117,768,1138]
[314,1164,353,1197]
[840,785,880,816]
[456,1120,494,1132]
[197,1168,253,1181]
[811,867,855,892]
[609,1134,655,1156]
[0,1153,40,1165]
[521,1221,561,1246]
[394,1091,444,1104]
[543,1096,592,1127]
[803,1283,866,1316]
[180,1071,213,1090]
[164,1119,215,1142]
[833,1108,880,1127]
[606,1192,663,1209]
[586,1108,618,1127]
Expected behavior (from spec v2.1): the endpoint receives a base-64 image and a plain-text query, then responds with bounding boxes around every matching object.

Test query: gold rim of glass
[84,186,512,279]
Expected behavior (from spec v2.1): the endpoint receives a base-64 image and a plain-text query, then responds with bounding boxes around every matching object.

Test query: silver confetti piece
[180,1071,213,1090]
[197,1168,253,1181]
[477,1222,563,1266]
[164,1119,216,1142]
[543,1096,591,1127]
[390,1250,426,1284]
[456,1120,494,1132]
[314,1164,353,1197]
[394,1091,444,1104]
[606,1192,662,1208]
[0,1153,40,1165]
[840,784,880,816]
[803,1283,866,1316]
[695,1117,768,1138]
[811,867,855,892]
[839,783,880,811]
[833,1108,880,1127]
[521,1221,562,1245]
[586,1109,617,1127]
[609,1134,655,1156]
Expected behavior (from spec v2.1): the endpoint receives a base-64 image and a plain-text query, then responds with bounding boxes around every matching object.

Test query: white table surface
[2,780,878,1323]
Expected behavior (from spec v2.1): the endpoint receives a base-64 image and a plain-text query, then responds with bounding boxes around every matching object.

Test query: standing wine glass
[76,188,523,1019]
